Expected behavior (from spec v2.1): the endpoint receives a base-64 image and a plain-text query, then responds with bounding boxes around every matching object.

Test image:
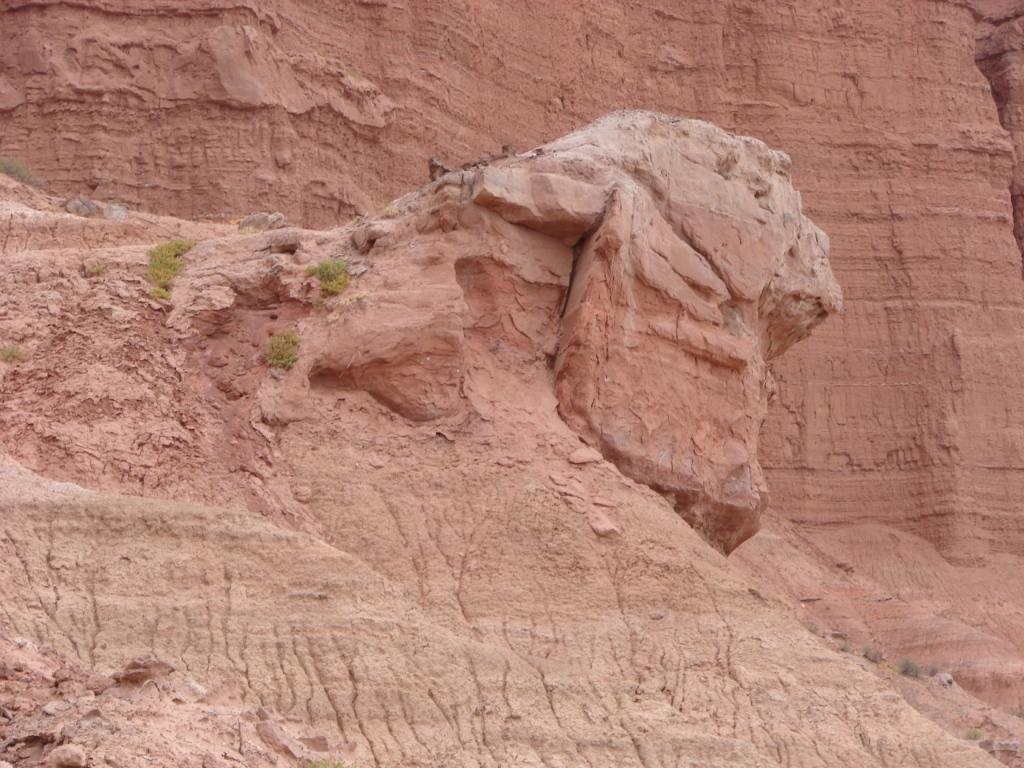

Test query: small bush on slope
[307,258,350,296]
[265,330,300,370]
[899,658,921,678]
[0,345,27,363]
[0,157,40,187]
[146,239,195,293]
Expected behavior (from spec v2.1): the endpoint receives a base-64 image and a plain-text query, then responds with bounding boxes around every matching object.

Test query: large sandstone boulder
[289,111,841,553]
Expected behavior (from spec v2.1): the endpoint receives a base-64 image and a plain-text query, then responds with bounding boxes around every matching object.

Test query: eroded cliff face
[0,0,394,222]
[4,0,1024,749]
[974,0,1024,262]
[0,117,1002,766]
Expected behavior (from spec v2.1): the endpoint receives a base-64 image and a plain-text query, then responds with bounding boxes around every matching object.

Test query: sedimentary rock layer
[3,0,1024,727]
[0,115,1003,766]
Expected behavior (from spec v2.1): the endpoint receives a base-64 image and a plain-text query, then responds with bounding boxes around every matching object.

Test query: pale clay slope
[0,615,327,768]
[0,113,1003,767]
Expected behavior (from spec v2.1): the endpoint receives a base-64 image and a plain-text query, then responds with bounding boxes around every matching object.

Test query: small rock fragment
[42,700,69,716]
[429,156,452,181]
[351,220,396,253]
[588,511,622,537]
[239,212,287,232]
[568,446,603,465]
[256,719,302,759]
[103,202,128,221]
[299,735,329,752]
[48,744,87,768]
[932,672,955,688]
[84,673,114,693]
[78,708,108,727]
[112,655,174,685]
[65,197,98,217]
[171,679,207,703]
[264,230,301,254]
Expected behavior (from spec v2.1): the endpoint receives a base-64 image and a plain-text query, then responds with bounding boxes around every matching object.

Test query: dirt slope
[0,626,327,768]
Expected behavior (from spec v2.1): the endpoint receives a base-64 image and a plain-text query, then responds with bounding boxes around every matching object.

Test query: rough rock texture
[525,114,839,553]
[0,629,327,767]
[0,0,394,223]
[0,121,1004,767]
[974,1,1024,261]
[0,433,1000,768]
[3,111,842,554]
[1,0,1021,633]
[5,0,1024,750]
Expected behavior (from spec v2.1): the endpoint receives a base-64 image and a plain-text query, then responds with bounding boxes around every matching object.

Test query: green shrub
[0,157,40,187]
[306,258,350,296]
[85,262,107,278]
[899,658,921,678]
[863,646,883,663]
[146,239,195,291]
[265,329,300,370]
[965,727,982,740]
[382,205,399,219]
[150,286,171,301]
[0,345,26,363]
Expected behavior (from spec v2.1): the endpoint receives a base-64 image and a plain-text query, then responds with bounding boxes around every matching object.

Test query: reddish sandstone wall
[3,0,1024,707]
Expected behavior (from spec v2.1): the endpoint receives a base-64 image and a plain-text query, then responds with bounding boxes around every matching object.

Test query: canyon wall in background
[3,0,1024,711]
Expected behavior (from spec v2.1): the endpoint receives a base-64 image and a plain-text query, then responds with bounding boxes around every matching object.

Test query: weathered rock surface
[0,628,325,768]
[0,0,395,223]
[0,118,1003,767]
[1,112,840,554]
[283,111,839,554]
[0,437,1000,768]
[239,211,287,232]
[5,0,1024,757]
[974,1,1024,260]
[3,4,1023,705]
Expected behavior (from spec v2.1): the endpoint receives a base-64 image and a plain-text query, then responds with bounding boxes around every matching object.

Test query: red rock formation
[0,0,395,223]
[4,0,1024,737]
[0,117,1001,767]
[303,111,839,555]
[975,0,1024,262]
